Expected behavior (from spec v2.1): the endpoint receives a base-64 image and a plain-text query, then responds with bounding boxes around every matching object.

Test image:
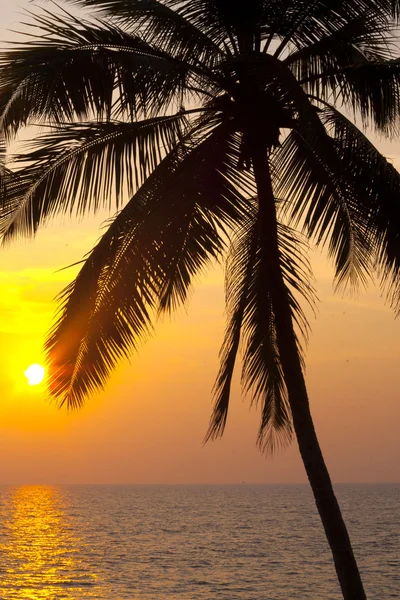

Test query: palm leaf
[277,97,400,298]
[333,57,400,133]
[275,130,373,292]
[0,11,210,136]
[167,0,253,53]
[70,0,224,66]
[320,107,400,311]
[45,121,251,407]
[0,135,9,199]
[1,113,193,240]
[272,0,399,58]
[301,57,400,134]
[286,10,394,86]
[205,207,259,442]
[207,197,315,454]
[243,218,314,454]
[250,59,375,291]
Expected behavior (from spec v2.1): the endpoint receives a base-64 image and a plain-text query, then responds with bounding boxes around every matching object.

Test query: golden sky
[0,0,399,484]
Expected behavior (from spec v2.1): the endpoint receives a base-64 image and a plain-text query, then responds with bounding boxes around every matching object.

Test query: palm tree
[1,1,400,597]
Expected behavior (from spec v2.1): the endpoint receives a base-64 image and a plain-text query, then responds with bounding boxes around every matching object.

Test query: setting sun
[24,364,45,386]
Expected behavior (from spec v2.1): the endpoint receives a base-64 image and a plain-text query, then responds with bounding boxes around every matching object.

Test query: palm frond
[275,130,373,293]
[270,9,400,137]
[281,101,400,299]
[255,62,376,292]
[286,10,395,84]
[207,197,315,454]
[205,207,258,442]
[0,135,9,199]
[167,0,252,53]
[70,0,225,66]
[272,0,399,58]
[319,107,400,312]
[301,57,400,134]
[45,121,251,407]
[0,11,210,136]
[1,113,192,240]
[243,214,314,455]
[336,57,400,134]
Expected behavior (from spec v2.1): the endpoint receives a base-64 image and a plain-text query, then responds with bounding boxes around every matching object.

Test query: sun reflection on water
[0,485,99,599]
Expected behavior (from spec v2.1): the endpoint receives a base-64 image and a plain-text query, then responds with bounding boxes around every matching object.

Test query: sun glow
[24,364,45,386]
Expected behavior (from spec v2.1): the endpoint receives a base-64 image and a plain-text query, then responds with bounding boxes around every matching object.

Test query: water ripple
[0,483,398,599]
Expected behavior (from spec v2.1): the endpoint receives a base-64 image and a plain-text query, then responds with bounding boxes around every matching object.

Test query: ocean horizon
[0,483,398,599]
[1,481,398,486]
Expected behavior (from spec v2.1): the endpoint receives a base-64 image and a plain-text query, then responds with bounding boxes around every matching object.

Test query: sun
[24,364,45,386]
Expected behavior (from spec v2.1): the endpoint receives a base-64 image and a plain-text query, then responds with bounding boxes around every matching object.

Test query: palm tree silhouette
[2,1,400,598]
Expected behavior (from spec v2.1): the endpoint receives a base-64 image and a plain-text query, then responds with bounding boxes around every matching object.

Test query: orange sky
[0,0,399,484]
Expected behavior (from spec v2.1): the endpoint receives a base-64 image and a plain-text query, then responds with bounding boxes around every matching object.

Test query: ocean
[0,484,398,599]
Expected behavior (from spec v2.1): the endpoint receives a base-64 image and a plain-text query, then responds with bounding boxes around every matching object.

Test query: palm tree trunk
[252,148,367,600]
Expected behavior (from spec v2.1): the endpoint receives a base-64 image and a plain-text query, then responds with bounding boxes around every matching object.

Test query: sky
[0,0,399,485]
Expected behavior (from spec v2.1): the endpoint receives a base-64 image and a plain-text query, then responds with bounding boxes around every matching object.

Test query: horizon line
[1,481,399,486]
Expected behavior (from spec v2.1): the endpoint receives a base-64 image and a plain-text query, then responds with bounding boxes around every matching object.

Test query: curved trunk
[252,149,367,600]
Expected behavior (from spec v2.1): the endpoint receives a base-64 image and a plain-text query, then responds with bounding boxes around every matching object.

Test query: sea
[0,484,398,599]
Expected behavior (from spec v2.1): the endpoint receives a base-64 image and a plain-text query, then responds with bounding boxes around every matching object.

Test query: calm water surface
[0,484,398,599]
